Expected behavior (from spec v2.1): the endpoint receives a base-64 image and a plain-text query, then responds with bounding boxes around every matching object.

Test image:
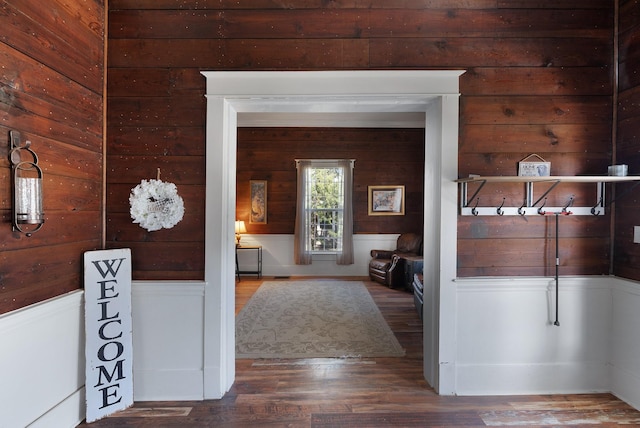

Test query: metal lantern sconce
[9,131,44,236]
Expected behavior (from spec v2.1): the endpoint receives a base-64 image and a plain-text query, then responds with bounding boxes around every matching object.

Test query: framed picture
[518,154,550,177]
[368,185,405,216]
[249,180,267,224]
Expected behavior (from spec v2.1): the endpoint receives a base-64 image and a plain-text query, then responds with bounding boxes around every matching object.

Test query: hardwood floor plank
[480,409,640,426]
[311,411,486,427]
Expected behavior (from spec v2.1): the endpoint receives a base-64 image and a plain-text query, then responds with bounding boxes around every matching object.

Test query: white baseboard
[29,387,85,428]
[610,277,640,409]
[611,365,640,411]
[134,369,204,401]
[456,362,610,396]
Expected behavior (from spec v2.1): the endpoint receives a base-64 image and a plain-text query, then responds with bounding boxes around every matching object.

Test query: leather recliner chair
[368,233,423,288]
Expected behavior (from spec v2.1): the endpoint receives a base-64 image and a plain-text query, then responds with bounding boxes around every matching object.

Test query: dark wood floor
[81,278,640,427]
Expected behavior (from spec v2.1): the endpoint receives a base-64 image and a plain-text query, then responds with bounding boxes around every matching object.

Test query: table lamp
[235,220,247,245]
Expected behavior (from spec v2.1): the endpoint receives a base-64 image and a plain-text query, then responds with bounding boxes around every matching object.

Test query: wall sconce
[9,131,44,236]
[235,220,247,245]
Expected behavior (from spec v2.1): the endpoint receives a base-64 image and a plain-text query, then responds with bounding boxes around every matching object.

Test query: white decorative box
[518,154,550,177]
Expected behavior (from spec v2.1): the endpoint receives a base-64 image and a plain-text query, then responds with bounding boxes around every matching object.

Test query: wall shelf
[456,175,640,216]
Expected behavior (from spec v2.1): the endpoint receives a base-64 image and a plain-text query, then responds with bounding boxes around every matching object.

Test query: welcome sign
[84,248,133,423]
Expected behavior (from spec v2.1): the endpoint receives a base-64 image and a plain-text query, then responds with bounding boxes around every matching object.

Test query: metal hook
[591,195,603,216]
[497,198,506,216]
[537,198,547,215]
[562,196,574,214]
[517,197,527,216]
[472,198,479,216]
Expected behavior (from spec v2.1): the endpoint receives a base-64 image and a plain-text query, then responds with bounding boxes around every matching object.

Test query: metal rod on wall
[554,212,560,327]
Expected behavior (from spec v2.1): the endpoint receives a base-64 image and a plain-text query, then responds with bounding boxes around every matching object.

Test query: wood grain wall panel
[0,240,101,313]
[0,2,104,314]
[617,87,640,123]
[459,153,610,178]
[462,96,611,125]
[459,215,610,240]
[614,0,640,281]
[108,0,503,11]
[107,127,205,157]
[461,67,612,96]
[118,241,204,280]
[108,0,610,10]
[460,124,610,154]
[107,1,618,280]
[108,38,371,69]
[107,68,205,97]
[108,9,610,39]
[370,38,610,68]
[2,0,104,93]
[497,1,609,9]
[457,237,610,277]
[106,156,205,184]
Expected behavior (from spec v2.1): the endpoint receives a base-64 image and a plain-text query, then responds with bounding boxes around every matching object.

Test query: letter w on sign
[84,248,133,423]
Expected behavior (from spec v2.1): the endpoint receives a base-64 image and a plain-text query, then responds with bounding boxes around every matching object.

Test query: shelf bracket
[461,179,486,208]
[531,180,560,208]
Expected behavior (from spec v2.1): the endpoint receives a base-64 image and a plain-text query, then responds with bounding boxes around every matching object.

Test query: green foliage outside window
[309,167,344,252]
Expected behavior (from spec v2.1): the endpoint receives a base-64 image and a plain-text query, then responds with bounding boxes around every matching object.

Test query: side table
[235,245,262,281]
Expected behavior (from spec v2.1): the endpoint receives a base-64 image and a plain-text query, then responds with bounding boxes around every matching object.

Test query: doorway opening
[202,70,463,399]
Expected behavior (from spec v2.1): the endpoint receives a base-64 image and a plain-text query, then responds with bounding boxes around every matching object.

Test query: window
[294,159,354,265]
[306,166,345,253]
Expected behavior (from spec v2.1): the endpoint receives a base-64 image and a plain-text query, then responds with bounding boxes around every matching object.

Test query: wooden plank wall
[107,1,618,280]
[614,0,640,281]
[236,128,425,235]
[0,1,105,314]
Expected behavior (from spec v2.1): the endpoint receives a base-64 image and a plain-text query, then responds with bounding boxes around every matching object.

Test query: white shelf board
[456,175,640,183]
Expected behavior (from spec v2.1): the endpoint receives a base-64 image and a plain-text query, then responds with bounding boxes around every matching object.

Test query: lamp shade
[235,220,247,234]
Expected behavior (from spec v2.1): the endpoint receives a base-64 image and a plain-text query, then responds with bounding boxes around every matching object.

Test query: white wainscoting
[236,234,400,277]
[610,277,640,410]
[0,291,85,428]
[3,274,640,427]
[131,281,206,401]
[455,276,616,396]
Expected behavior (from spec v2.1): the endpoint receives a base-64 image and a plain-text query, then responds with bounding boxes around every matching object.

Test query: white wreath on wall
[129,179,185,232]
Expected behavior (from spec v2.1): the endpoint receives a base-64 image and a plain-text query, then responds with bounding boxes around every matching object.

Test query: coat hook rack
[457,175,640,216]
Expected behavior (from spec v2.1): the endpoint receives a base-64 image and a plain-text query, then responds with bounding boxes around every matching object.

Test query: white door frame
[202,70,463,398]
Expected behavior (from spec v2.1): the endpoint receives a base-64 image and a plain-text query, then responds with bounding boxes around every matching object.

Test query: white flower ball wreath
[129,179,185,232]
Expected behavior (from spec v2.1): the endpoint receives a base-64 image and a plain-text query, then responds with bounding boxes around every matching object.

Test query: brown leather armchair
[369,233,423,288]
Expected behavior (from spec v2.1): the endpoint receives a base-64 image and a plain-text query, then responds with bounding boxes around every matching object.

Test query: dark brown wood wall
[613,0,640,281]
[0,1,105,314]
[237,128,425,235]
[107,1,618,280]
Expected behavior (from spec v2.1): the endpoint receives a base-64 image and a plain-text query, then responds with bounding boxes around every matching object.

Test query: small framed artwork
[250,180,267,224]
[518,153,550,177]
[368,185,405,216]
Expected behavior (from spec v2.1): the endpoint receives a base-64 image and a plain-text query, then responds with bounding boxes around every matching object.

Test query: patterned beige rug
[236,280,405,358]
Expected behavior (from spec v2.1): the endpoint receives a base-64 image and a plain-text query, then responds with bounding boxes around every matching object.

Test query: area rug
[236,280,405,358]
